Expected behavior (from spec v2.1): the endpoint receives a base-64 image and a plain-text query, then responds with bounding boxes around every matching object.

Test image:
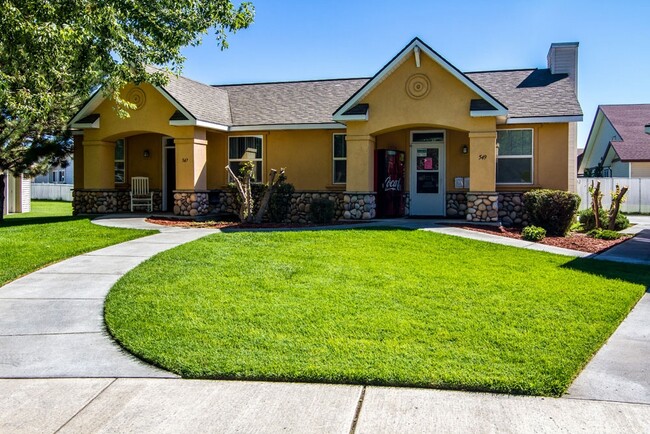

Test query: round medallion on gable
[127,87,146,110]
[405,74,431,100]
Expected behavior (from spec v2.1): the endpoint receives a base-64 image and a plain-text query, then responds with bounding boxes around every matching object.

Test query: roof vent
[547,42,579,94]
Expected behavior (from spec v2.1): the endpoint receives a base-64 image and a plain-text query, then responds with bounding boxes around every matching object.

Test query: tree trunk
[608,185,628,231]
[591,181,601,229]
[225,165,254,223]
[0,172,5,223]
[253,169,284,224]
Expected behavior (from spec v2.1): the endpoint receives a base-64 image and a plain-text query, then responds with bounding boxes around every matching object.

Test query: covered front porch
[345,124,501,221]
[73,129,210,216]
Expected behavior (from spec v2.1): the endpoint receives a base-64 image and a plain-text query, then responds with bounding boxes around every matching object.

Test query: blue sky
[181,0,650,149]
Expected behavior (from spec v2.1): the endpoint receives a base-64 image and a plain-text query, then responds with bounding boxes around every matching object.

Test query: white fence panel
[577,177,650,214]
[31,183,74,202]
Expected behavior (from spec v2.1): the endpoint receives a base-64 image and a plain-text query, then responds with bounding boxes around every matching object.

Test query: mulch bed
[449,224,631,254]
[145,217,367,230]
[147,217,630,254]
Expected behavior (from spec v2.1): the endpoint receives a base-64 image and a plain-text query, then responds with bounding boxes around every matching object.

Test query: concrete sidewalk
[595,228,650,265]
[567,293,650,405]
[0,219,218,378]
[1,378,648,433]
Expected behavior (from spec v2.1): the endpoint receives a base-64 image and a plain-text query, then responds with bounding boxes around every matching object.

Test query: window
[228,136,263,181]
[412,132,444,143]
[58,170,65,183]
[496,129,533,184]
[333,134,346,184]
[115,139,125,183]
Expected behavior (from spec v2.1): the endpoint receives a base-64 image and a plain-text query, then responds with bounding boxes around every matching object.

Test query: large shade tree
[0,0,254,219]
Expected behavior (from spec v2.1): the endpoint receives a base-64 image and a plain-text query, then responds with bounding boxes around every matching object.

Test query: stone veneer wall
[465,193,499,222]
[212,190,376,222]
[445,192,528,226]
[73,190,162,214]
[446,193,468,217]
[173,191,209,216]
[497,192,529,226]
[343,193,376,220]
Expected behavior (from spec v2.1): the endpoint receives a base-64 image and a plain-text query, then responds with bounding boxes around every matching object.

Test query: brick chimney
[547,42,579,95]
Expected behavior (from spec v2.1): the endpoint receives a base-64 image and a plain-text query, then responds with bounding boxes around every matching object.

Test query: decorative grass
[0,201,156,286]
[105,228,649,396]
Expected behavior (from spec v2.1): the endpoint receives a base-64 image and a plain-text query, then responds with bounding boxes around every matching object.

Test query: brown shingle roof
[157,69,581,127]
[214,79,368,126]
[162,74,232,126]
[466,69,582,118]
[601,104,650,161]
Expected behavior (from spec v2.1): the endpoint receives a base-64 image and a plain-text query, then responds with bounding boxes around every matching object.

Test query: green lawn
[0,201,156,286]
[105,228,649,396]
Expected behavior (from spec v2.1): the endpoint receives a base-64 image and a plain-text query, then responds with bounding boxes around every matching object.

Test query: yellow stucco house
[70,38,582,224]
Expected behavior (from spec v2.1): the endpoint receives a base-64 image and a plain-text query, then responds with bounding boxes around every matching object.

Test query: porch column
[83,140,114,189]
[344,134,376,220]
[173,136,208,216]
[467,131,498,222]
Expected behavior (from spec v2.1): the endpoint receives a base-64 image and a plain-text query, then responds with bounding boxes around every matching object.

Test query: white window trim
[115,139,126,184]
[332,133,347,184]
[496,128,534,185]
[227,135,264,182]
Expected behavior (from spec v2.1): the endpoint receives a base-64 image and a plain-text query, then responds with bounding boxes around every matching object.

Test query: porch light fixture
[143,149,151,158]
[462,145,468,154]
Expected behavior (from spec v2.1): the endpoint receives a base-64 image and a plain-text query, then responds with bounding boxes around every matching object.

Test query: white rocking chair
[130,177,153,212]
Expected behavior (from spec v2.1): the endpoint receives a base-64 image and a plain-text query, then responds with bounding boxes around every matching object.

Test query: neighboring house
[69,38,582,222]
[32,157,74,185]
[579,104,650,177]
[577,149,585,174]
[2,172,31,215]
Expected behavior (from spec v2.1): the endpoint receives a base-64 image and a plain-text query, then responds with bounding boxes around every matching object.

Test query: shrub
[267,182,295,223]
[523,189,581,236]
[522,225,546,242]
[587,229,622,240]
[309,198,335,224]
[578,208,607,231]
[611,212,630,231]
[228,182,266,216]
[228,177,295,223]
[578,208,629,231]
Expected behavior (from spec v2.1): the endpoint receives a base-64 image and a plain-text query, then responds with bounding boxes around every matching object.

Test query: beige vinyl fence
[577,177,650,214]
[31,183,74,202]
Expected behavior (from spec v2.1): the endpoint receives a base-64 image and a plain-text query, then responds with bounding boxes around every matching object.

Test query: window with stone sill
[496,129,533,184]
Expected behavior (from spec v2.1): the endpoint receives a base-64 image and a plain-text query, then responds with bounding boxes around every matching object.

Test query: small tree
[588,181,628,231]
[225,163,286,224]
[608,184,628,231]
[588,181,603,229]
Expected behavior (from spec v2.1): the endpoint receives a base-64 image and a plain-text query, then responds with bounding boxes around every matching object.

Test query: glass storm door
[410,132,445,216]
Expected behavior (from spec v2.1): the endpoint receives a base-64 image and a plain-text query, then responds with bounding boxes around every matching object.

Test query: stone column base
[173,191,209,216]
[465,192,498,222]
[343,192,376,220]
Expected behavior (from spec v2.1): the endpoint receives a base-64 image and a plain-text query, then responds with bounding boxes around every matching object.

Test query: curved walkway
[0,215,218,378]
